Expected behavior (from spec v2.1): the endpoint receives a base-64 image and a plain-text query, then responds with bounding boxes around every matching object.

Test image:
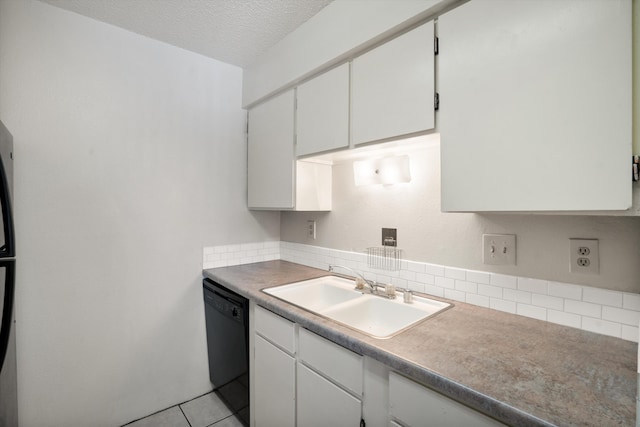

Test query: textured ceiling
[39,0,334,68]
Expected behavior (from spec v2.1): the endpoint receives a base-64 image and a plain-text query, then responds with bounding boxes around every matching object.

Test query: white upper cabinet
[296,63,350,157]
[248,90,295,209]
[439,0,632,212]
[248,90,332,211]
[351,21,435,146]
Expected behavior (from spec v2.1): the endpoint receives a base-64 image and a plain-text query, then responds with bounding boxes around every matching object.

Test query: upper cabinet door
[351,21,435,146]
[439,0,632,212]
[296,63,350,157]
[247,90,295,209]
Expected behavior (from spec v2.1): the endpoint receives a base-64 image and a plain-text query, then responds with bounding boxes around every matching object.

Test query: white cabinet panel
[254,305,296,354]
[248,90,295,209]
[296,63,350,157]
[352,21,435,145]
[439,0,632,212]
[297,363,362,427]
[389,372,504,427]
[298,327,363,396]
[254,335,295,427]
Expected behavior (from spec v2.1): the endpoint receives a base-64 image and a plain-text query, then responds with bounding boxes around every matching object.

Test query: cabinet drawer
[255,305,295,354]
[298,327,363,396]
[389,372,504,427]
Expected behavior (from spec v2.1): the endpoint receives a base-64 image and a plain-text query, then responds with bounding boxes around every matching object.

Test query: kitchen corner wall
[281,139,640,293]
[0,1,279,426]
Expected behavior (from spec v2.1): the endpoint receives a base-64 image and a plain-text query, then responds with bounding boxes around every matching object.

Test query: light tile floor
[123,377,248,427]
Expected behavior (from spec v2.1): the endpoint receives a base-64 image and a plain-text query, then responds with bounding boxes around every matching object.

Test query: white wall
[0,1,279,426]
[281,138,640,293]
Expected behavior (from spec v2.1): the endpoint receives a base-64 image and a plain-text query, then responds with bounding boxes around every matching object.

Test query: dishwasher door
[203,278,249,387]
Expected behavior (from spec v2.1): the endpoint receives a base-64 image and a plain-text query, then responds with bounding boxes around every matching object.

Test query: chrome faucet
[328,265,377,293]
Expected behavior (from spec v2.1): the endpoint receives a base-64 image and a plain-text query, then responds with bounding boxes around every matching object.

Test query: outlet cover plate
[307,220,316,239]
[570,238,599,274]
[483,234,516,265]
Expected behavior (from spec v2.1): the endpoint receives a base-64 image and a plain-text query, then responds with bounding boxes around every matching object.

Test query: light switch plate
[483,234,516,265]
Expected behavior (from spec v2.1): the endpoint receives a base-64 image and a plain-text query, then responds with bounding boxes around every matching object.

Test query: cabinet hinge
[434,36,439,55]
[434,93,440,111]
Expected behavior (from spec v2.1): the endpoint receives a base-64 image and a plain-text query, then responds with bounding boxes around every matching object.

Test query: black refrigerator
[0,120,17,427]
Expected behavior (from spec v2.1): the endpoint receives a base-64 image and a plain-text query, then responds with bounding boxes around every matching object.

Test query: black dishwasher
[203,278,249,423]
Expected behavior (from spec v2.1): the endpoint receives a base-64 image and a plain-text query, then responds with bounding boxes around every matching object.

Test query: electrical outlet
[307,220,316,239]
[570,238,599,274]
[482,234,516,265]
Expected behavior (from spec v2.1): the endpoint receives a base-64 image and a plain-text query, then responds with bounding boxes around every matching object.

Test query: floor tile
[125,406,189,427]
[211,414,245,427]
[181,392,233,427]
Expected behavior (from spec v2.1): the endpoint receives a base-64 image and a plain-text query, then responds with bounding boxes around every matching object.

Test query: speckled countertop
[203,260,637,427]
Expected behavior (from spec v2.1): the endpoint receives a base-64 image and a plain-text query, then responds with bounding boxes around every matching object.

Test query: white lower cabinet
[254,335,295,427]
[297,363,362,427]
[389,372,505,427]
[251,304,505,427]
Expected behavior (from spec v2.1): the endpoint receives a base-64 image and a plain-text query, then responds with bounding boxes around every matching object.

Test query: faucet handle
[354,277,366,290]
[403,289,413,303]
[384,283,396,298]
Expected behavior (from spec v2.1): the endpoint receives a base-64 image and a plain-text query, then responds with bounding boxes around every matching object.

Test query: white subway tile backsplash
[621,324,639,342]
[445,267,466,280]
[444,289,466,302]
[547,310,581,329]
[517,278,548,295]
[466,293,490,308]
[424,263,445,277]
[623,293,640,311]
[455,280,477,294]
[531,294,564,311]
[602,306,640,326]
[408,280,426,293]
[478,284,503,299]
[399,270,417,281]
[548,282,582,301]
[406,261,426,273]
[565,300,601,318]
[435,276,455,289]
[583,288,623,308]
[491,274,518,289]
[416,273,435,285]
[503,289,532,304]
[490,298,517,314]
[517,304,547,321]
[466,270,491,285]
[423,284,444,297]
[203,242,640,343]
[581,317,622,339]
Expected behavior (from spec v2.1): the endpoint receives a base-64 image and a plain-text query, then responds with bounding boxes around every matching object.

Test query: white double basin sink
[263,276,451,339]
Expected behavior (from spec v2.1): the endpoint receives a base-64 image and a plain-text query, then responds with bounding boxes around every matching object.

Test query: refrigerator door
[0,260,17,427]
[0,121,13,259]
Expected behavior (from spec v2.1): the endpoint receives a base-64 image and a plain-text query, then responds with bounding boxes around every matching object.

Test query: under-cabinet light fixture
[353,155,411,186]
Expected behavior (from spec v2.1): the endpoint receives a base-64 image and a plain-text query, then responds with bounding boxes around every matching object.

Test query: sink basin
[263,276,362,312]
[322,296,450,339]
[263,276,451,339]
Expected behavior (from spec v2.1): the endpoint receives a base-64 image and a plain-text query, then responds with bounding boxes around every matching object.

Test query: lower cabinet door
[297,362,362,427]
[254,335,295,427]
